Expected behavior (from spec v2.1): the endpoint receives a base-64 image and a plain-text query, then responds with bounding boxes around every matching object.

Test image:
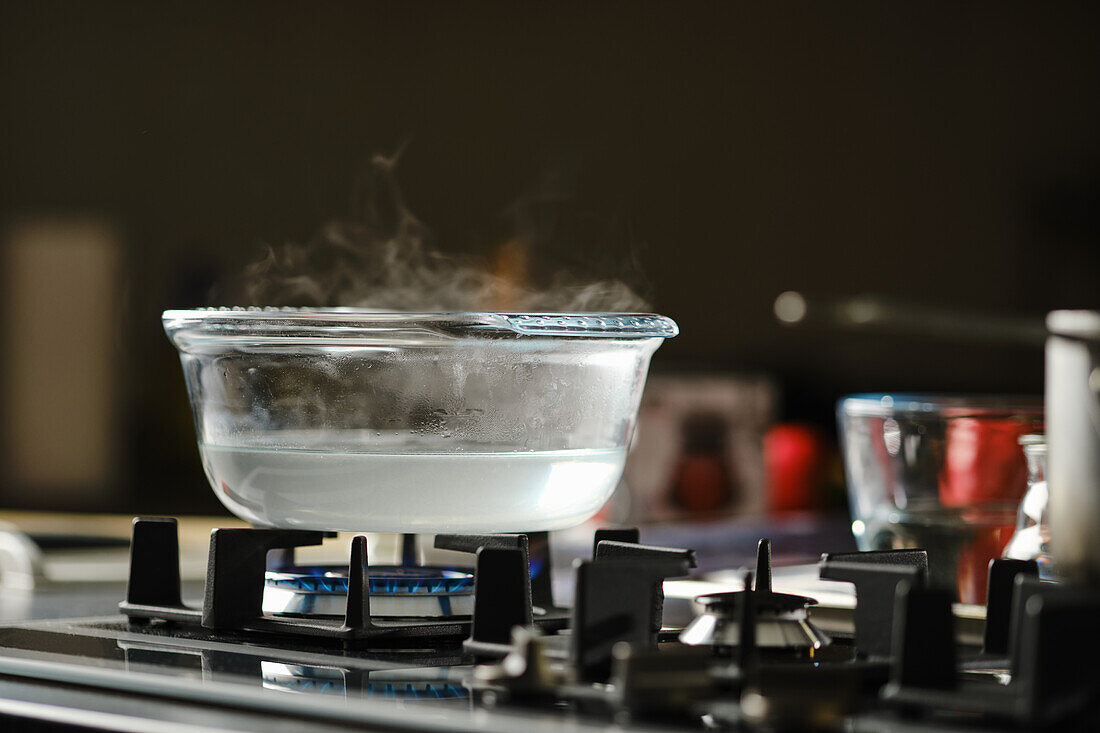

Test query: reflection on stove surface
[116,635,473,704]
[260,661,468,701]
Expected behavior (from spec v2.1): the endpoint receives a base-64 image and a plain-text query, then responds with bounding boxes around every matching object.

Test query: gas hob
[1,518,1098,732]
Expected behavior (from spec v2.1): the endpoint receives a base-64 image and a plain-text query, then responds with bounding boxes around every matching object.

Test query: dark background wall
[2,1,1098,514]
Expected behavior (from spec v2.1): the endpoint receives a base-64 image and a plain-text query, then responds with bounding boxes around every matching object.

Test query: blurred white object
[1003,435,1052,576]
[0,521,44,590]
[1046,310,1100,584]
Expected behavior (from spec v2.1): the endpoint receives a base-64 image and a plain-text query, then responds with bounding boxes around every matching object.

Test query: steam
[244,153,649,312]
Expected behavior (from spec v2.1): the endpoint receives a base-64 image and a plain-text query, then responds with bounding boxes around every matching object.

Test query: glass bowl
[838,393,1043,603]
[163,308,677,533]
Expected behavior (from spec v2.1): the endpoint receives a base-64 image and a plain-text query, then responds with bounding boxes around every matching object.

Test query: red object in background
[669,412,736,513]
[940,418,1031,506]
[956,524,1015,605]
[940,417,1034,604]
[764,422,827,513]
[671,455,735,512]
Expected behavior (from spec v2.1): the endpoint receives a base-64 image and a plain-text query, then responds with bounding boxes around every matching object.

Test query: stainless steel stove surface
[1,516,1097,732]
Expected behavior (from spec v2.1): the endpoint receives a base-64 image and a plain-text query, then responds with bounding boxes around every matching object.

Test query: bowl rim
[838,392,1043,419]
[162,307,679,342]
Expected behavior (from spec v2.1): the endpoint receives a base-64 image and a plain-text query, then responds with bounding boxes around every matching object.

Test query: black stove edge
[0,681,253,733]
[0,673,484,733]
[0,647,664,733]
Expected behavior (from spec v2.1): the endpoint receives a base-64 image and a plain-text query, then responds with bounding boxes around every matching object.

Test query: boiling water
[199,442,627,533]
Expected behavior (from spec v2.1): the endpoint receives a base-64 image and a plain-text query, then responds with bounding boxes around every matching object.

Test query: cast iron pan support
[120,518,472,643]
[438,527,649,640]
[982,558,1039,655]
[446,527,652,657]
[203,527,330,629]
[819,549,928,659]
[124,517,182,608]
[883,568,1100,726]
[573,542,696,682]
[461,547,535,658]
[890,581,956,691]
[435,532,557,613]
[738,569,758,674]
[594,539,698,638]
[571,558,691,683]
[755,538,773,591]
[592,527,641,556]
[447,538,534,658]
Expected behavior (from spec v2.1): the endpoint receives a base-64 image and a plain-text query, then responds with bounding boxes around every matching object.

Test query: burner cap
[263,565,474,618]
[679,538,830,652]
[695,589,817,613]
[679,600,829,651]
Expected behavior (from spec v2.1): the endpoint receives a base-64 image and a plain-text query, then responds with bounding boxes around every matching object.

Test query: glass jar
[1003,434,1054,578]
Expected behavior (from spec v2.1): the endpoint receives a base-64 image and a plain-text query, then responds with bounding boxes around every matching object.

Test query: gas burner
[679,539,828,654]
[118,518,630,645]
[263,566,475,617]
